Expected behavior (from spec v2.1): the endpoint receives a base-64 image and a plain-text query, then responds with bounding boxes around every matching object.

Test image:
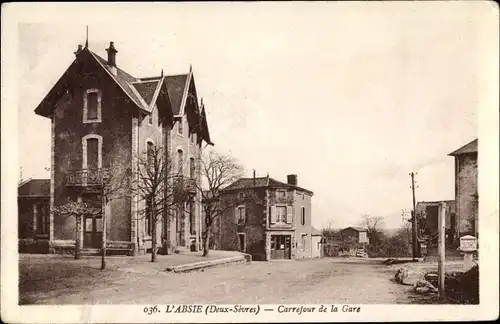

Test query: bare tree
[359,214,385,247]
[196,151,245,257]
[51,201,100,260]
[132,143,189,262]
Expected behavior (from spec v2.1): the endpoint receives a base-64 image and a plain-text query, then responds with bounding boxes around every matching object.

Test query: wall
[169,112,202,250]
[52,56,133,245]
[455,153,478,237]
[293,190,312,259]
[311,235,322,258]
[218,189,267,261]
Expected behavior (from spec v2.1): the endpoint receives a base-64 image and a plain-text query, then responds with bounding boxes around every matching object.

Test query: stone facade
[33,42,212,255]
[449,139,478,239]
[213,175,314,261]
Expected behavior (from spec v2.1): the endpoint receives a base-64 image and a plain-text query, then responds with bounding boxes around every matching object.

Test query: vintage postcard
[1,2,499,323]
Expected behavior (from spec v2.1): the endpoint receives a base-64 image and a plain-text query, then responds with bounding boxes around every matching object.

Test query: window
[148,113,153,125]
[189,200,196,235]
[82,134,103,170]
[86,138,99,170]
[276,206,287,223]
[177,149,184,175]
[190,132,196,144]
[236,206,245,224]
[178,118,184,135]
[147,142,154,166]
[83,89,102,123]
[277,190,286,198]
[35,204,49,235]
[145,195,153,236]
[189,158,195,179]
[301,207,306,225]
[239,192,245,199]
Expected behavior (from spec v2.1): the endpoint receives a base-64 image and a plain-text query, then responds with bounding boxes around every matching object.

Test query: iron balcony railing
[66,169,110,187]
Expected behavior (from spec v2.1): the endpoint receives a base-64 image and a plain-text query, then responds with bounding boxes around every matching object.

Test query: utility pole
[410,172,420,258]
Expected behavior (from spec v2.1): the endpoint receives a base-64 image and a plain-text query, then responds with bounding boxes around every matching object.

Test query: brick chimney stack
[106,41,118,75]
[74,44,83,57]
[287,174,297,186]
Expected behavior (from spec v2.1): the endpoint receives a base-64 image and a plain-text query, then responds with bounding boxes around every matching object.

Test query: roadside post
[459,235,477,272]
[438,202,446,299]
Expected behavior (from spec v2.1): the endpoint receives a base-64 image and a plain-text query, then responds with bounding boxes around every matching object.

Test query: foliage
[366,225,412,258]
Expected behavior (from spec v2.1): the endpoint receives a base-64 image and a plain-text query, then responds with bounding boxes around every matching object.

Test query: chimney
[287,174,297,186]
[74,44,83,57]
[105,41,118,75]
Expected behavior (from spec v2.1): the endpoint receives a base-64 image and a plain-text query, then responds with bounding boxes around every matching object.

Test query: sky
[13,2,490,230]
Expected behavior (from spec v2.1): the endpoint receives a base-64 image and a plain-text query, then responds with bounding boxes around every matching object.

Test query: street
[21,257,420,305]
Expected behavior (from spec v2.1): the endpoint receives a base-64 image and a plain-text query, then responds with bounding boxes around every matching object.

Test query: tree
[197,151,245,257]
[51,201,100,260]
[322,219,336,237]
[359,214,385,247]
[132,143,190,262]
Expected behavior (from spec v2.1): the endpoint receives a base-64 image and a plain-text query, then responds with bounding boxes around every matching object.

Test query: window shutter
[286,206,292,224]
[243,206,246,224]
[270,206,276,224]
[235,207,239,223]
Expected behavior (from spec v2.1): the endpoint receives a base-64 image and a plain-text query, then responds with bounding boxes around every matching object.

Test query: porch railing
[66,169,110,187]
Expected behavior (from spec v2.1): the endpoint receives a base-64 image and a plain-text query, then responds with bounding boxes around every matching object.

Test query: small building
[415,200,456,245]
[311,227,323,258]
[448,139,478,239]
[212,174,314,261]
[339,226,369,245]
[18,179,50,253]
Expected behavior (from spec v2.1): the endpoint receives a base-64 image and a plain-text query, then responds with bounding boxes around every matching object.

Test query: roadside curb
[165,253,251,273]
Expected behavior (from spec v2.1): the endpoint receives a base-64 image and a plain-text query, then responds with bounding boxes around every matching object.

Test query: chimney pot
[105,41,118,67]
[287,174,297,186]
[74,44,83,57]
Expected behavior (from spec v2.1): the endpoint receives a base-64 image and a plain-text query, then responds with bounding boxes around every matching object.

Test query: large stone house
[448,138,478,239]
[31,40,213,255]
[211,174,314,261]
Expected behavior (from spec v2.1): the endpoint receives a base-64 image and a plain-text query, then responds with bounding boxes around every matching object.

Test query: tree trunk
[151,197,157,262]
[75,214,82,260]
[101,198,107,270]
[202,226,211,257]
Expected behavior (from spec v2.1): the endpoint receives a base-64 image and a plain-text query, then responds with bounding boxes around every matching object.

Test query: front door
[270,235,292,259]
[84,216,103,248]
[82,194,102,248]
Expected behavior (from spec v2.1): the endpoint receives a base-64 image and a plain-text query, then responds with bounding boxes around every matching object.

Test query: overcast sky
[14,2,492,229]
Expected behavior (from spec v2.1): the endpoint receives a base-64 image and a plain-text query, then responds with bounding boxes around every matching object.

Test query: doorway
[81,193,102,249]
[270,235,291,259]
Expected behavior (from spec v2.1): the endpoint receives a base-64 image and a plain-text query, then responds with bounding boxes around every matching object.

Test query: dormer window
[83,89,102,123]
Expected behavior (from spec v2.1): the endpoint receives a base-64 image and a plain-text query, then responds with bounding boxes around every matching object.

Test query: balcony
[66,169,110,187]
[173,176,198,197]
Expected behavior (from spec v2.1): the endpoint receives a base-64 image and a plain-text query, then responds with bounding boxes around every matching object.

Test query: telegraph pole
[410,172,420,258]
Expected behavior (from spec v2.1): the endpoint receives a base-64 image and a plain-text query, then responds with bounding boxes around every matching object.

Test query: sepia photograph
[1,2,498,323]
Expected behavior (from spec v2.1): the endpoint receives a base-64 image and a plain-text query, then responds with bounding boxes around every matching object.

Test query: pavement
[19,256,428,305]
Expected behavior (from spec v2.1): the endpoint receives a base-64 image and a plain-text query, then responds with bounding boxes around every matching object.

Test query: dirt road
[22,257,419,304]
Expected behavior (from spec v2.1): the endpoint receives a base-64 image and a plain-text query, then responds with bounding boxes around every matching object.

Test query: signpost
[438,202,446,299]
[459,235,477,272]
